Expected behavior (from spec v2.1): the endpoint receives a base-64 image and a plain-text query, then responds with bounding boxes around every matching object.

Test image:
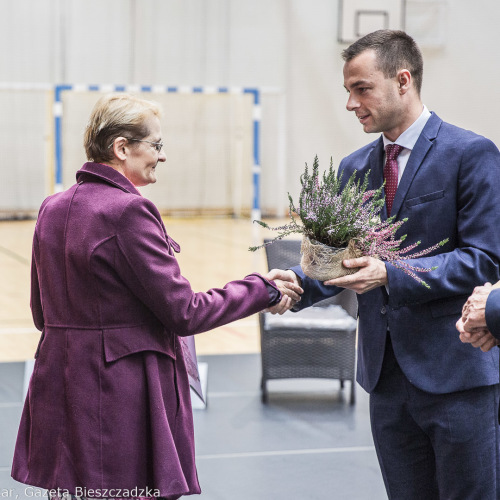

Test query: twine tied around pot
[300,237,363,281]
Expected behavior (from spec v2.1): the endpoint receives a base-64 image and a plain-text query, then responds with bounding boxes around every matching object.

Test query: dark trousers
[370,337,500,500]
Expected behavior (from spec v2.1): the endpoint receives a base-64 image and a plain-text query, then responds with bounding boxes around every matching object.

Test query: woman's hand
[266,269,303,315]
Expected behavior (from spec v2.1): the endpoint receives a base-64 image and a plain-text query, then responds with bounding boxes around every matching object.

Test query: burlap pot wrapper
[300,237,363,281]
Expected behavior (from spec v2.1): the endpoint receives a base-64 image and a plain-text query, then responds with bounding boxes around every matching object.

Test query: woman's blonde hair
[84,93,162,163]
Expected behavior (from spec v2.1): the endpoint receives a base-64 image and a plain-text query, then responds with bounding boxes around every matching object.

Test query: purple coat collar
[76,162,181,254]
[76,162,142,196]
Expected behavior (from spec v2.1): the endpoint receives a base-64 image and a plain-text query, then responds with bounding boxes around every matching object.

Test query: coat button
[380,306,387,315]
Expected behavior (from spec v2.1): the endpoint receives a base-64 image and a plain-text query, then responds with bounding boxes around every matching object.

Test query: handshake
[265,269,304,315]
[263,255,388,315]
[456,281,500,352]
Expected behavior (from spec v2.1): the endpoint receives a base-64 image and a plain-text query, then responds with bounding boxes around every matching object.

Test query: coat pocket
[102,324,176,362]
[405,190,444,207]
[429,295,468,318]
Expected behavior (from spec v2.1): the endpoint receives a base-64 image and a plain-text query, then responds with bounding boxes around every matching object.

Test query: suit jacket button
[380,306,387,315]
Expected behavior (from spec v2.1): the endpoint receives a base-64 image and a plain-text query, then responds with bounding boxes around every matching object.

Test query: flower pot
[300,237,363,281]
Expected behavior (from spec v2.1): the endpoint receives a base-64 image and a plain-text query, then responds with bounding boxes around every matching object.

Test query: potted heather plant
[250,155,447,288]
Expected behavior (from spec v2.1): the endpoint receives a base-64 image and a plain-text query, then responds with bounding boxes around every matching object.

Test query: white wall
[1,0,499,214]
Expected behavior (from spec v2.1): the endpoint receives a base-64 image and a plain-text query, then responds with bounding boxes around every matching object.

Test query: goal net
[61,88,254,217]
[0,86,258,219]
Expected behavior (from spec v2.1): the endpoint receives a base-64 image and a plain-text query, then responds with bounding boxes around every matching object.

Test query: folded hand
[457,317,499,352]
[460,283,492,332]
[456,282,500,352]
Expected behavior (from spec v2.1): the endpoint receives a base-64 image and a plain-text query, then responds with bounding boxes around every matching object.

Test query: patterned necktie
[384,144,404,215]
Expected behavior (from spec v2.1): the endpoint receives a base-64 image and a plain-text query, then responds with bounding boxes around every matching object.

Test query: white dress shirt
[382,105,431,296]
[382,105,432,184]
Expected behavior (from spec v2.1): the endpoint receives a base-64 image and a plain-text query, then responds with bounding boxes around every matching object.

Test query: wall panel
[0,0,499,215]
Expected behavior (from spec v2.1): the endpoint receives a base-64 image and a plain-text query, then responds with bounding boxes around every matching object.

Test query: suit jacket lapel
[390,113,442,219]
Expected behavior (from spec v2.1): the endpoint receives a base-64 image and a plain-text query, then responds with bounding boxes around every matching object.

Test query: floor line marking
[197,446,375,460]
[0,328,39,335]
[207,391,259,398]
[0,245,30,265]
[207,389,343,398]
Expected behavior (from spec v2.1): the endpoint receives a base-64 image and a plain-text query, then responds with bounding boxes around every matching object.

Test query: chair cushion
[263,305,357,331]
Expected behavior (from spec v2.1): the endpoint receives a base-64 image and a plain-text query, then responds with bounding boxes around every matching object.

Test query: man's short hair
[342,30,423,96]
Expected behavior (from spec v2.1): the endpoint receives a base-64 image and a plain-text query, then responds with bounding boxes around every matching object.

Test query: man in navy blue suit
[271,30,500,498]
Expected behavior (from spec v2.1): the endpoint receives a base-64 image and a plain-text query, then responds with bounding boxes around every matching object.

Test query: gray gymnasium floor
[1,354,387,500]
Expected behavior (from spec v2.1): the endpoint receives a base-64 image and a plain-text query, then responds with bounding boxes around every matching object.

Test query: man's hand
[456,317,499,352]
[323,256,387,294]
[460,283,492,332]
[266,269,301,287]
[456,282,500,352]
[266,269,303,315]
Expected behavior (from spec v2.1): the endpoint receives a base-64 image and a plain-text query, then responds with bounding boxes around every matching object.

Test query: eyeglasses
[127,138,164,153]
[108,138,164,153]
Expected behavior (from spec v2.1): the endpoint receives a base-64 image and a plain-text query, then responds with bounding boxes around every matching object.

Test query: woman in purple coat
[11,94,300,499]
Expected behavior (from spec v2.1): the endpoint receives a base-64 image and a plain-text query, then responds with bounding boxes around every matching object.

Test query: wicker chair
[260,239,358,404]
